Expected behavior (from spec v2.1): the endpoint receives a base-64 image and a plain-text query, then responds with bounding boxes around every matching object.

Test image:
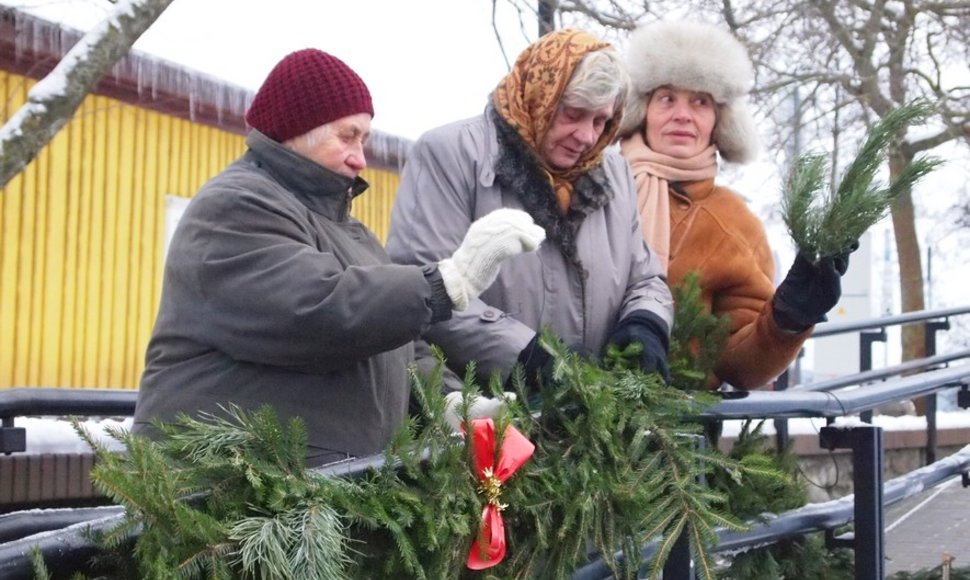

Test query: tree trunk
[538,0,558,36]
[0,0,175,190]
[889,147,928,413]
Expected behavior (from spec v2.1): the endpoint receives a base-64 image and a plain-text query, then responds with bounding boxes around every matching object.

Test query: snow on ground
[11,409,970,455]
[720,409,970,439]
[19,416,131,454]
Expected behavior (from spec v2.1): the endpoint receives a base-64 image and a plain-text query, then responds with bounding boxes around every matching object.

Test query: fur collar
[490,110,613,267]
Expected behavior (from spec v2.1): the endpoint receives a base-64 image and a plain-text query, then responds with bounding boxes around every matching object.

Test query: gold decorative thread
[478,467,508,511]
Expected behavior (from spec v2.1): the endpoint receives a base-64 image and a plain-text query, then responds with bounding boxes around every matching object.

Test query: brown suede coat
[668,178,810,389]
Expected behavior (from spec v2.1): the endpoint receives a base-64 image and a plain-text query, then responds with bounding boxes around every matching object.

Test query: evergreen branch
[836,102,934,198]
[783,100,941,260]
[29,547,51,580]
[647,513,688,580]
[690,520,717,580]
[886,154,945,201]
[782,153,828,258]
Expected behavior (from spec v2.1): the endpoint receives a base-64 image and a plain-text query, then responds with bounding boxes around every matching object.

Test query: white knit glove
[438,209,546,310]
[443,391,518,432]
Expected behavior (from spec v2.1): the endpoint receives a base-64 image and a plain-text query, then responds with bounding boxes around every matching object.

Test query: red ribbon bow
[466,417,535,570]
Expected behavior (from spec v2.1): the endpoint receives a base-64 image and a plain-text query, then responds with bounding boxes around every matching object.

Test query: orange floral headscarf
[493,29,621,214]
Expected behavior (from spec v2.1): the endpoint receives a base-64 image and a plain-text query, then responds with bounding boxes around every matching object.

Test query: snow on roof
[0,5,412,172]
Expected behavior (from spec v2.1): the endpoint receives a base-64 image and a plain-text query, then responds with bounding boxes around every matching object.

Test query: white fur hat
[620,21,759,164]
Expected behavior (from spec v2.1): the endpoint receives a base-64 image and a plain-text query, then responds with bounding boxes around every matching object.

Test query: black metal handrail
[706,364,970,419]
[789,349,970,393]
[0,506,124,544]
[0,387,136,419]
[810,305,970,338]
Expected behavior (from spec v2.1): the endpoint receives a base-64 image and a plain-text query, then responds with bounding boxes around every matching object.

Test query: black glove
[604,311,670,381]
[512,333,556,394]
[773,244,856,332]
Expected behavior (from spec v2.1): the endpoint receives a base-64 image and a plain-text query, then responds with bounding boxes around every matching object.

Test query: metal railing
[0,307,969,579]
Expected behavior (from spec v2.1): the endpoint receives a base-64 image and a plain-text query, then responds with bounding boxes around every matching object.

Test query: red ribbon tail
[467,505,506,570]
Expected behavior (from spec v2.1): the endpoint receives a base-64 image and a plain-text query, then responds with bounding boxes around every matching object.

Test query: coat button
[480,309,499,321]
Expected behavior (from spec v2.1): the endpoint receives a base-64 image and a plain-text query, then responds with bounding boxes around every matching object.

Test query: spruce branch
[783,100,943,261]
[668,272,731,391]
[77,404,357,579]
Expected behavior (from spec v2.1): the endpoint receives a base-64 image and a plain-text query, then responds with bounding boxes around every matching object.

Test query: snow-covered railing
[0,388,135,454]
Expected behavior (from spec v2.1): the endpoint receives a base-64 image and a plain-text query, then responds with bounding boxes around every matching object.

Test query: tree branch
[0,0,175,190]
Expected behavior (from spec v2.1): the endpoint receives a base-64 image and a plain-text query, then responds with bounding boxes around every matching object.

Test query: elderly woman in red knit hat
[133,49,545,466]
[619,21,855,390]
[386,30,674,392]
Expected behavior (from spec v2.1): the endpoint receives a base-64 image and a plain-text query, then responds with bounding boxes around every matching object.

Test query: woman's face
[539,101,615,170]
[644,86,717,159]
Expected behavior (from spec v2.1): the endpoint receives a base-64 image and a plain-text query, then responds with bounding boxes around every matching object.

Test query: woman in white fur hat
[619,21,852,390]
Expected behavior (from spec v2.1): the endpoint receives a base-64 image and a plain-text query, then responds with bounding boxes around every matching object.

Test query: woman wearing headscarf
[619,21,851,389]
[387,29,674,389]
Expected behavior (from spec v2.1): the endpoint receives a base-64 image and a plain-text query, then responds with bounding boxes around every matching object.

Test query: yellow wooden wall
[0,70,400,390]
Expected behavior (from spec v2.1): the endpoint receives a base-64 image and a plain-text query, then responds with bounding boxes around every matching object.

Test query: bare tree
[501,0,970,369]
[539,0,559,35]
[0,0,175,189]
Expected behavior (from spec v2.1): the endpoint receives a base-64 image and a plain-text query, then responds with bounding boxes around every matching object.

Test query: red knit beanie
[245,49,374,142]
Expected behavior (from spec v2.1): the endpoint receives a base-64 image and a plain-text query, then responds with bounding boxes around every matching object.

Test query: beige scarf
[620,131,718,271]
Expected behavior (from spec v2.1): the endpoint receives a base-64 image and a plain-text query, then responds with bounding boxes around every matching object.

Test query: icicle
[365,131,413,173]
[3,4,411,171]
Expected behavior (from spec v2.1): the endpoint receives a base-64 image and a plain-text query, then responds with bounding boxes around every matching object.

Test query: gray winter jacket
[386,110,674,383]
[134,130,451,466]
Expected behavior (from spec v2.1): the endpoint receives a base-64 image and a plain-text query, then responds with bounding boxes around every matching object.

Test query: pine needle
[782,100,943,260]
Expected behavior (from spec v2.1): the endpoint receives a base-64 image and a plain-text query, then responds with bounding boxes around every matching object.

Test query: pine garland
[71,335,769,580]
[782,100,942,260]
[502,337,746,579]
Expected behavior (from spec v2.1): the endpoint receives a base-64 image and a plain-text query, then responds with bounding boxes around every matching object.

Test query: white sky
[5,0,535,140]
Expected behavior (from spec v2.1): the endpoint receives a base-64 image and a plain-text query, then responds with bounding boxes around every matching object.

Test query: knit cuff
[421,264,453,324]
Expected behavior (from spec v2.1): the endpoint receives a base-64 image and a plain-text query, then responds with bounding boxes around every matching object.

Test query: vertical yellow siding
[354,168,399,244]
[0,70,401,389]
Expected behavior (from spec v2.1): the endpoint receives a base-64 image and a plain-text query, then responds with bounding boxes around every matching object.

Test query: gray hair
[283,123,332,156]
[561,47,629,115]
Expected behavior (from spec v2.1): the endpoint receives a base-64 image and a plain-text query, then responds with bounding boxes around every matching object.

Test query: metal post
[924,320,950,464]
[0,416,25,455]
[820,425,884,580]
[859,329,886,424]
[774,369,790,451]
[663,530,693,579]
